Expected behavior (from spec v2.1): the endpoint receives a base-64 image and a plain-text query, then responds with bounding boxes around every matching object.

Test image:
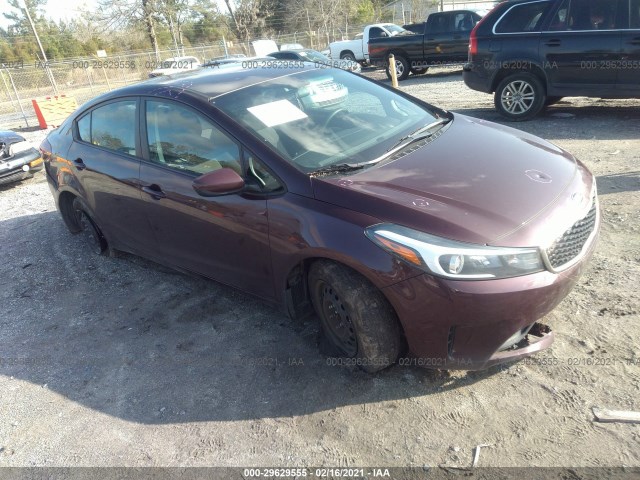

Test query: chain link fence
[0,27,369,131]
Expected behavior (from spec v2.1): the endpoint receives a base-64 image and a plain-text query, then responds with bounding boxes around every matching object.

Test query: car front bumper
[0,148,43,186]
[382,229,597,370]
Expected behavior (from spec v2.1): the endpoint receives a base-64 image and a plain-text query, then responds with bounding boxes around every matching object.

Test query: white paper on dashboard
[247,99,308,127]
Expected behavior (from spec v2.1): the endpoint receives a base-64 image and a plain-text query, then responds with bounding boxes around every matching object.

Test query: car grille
[546,199,597,269]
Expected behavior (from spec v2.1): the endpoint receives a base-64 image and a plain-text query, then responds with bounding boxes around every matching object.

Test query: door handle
[74,158,86,171]
[544,39,561,47]
[142,184,166,199]
[629,37,640,45]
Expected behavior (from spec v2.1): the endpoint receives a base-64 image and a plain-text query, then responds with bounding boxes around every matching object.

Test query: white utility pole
[23,0,58,94]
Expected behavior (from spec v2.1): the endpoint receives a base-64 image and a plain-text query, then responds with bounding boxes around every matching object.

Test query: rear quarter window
[494,1,552,33]
[77,114,90,143]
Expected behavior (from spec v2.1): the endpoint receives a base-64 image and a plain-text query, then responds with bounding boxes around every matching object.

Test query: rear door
[450,11,479,60]
[424,12,470,63]
[424,13,456,62]
[67,98,154,256]
[618,0,640,92]
[138,98,275,299]
[540,0,623,93]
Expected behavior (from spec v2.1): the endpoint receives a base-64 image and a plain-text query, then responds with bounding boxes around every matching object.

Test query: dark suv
[463,0,640,120]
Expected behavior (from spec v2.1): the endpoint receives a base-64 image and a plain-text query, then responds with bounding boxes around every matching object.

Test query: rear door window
[454,12,476,32]
[547,0,621,31]
[76,100,137,156]
[495,1,552,33]
[630,0,640,28]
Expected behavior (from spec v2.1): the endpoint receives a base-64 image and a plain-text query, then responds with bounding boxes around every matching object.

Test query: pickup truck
[329,24,405,63]
[369,10,484,80]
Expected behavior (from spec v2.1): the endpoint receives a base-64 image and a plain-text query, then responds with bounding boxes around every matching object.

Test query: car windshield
[385,24,406,35]
[297,50,330,63]
[212,68,441,173]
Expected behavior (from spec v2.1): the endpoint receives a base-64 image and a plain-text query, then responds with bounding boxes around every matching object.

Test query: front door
[138,98,274,300]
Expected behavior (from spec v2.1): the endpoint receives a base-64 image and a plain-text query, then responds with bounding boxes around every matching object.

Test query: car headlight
[365,224,545,280]
[9,141,33,156]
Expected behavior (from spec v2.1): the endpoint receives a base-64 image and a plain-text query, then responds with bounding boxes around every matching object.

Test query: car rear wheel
[308,260,402,372]
[340,52,356,62]
[72,198,108,255]
[494,73,545,121]
[385,55,410,81]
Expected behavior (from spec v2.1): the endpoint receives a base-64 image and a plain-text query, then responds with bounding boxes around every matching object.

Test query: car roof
[94,62,321,103]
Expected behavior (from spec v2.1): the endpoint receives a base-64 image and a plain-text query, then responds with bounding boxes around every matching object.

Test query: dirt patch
[0,69,639,468]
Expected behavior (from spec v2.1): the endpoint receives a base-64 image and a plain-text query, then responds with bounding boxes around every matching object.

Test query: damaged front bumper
[0,144,43,186]
[477,323,555,369]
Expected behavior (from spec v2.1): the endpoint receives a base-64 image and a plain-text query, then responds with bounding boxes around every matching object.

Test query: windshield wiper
[392,117,451,149]
[309,117,451,177]
[309,163,367,177]
[356,117,452,167]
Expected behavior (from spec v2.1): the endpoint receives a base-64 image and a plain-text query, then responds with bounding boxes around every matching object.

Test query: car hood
[150,66,198,75]
[0,130,27,160]
[0,130,25,143]
[313,114,590,246]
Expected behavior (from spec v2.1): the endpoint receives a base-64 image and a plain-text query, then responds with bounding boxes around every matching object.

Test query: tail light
[469,24,479,56]
[469,10,493,58]
[40,138,52,162]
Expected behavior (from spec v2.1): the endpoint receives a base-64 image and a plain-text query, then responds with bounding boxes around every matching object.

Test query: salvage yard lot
[0,67,639,468]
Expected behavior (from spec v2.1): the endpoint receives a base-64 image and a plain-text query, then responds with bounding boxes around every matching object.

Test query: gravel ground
[0,67,639,471]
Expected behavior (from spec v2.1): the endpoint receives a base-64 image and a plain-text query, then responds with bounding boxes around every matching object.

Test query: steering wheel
[322,108,348,129]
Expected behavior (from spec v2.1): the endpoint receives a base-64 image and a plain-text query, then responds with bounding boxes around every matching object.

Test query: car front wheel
[494,73,545,121]
[340,52,356,62]
[309,260,402,372]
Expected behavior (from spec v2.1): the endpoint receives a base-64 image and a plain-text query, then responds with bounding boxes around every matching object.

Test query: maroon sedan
[41,64,599,372]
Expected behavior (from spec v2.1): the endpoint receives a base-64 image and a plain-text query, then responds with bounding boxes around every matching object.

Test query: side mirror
[192,168,245,196]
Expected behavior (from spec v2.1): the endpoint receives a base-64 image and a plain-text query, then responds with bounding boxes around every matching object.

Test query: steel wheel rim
[318,282,358,357]
[501,80,536,114]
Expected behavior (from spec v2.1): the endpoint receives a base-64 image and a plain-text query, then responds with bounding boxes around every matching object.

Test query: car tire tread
[309,260,403,373]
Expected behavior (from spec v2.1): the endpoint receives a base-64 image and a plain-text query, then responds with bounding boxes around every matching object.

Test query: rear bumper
[382,233,597,370]
[462,62,492,93]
